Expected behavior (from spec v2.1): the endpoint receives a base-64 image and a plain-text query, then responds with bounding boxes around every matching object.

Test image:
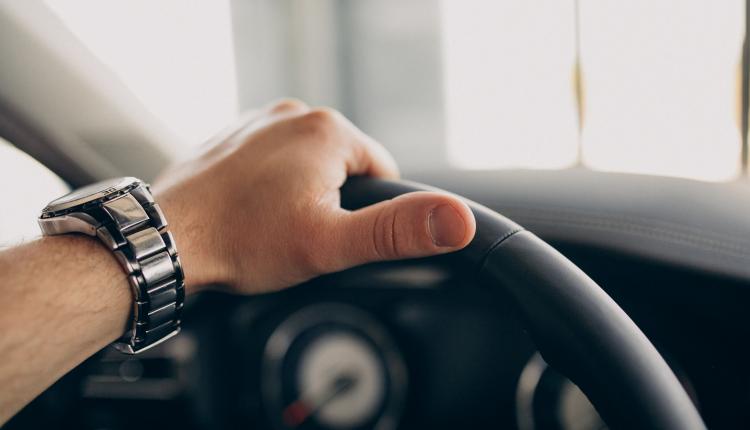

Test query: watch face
[43,177,140,213]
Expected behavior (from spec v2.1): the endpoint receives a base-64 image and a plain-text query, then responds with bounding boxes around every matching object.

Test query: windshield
[46,0,745,182]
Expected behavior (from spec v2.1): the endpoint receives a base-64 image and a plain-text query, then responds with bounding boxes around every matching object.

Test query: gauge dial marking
[261,303,407,430]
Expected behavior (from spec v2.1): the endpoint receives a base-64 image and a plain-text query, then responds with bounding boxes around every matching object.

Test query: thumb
[331,191,476,269]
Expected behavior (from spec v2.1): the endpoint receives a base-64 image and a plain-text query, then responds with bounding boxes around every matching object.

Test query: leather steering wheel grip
[340,176,706,430]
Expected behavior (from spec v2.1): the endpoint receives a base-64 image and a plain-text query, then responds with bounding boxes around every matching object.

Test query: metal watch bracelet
[40,181,185,354]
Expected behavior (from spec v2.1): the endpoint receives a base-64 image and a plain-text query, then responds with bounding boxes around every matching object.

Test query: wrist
[155,187,226,295]
[29,235,132,344]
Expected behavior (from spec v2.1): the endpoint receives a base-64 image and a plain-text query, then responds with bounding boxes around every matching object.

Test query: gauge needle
[282,372,359,427]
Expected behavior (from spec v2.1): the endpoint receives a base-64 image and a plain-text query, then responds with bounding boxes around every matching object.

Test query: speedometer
[261,303,407,430]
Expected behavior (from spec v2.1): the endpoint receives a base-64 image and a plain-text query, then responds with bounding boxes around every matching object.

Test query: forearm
[0,235,131,424]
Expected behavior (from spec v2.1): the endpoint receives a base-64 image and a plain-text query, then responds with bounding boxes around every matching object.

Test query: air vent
[83,332,196,400]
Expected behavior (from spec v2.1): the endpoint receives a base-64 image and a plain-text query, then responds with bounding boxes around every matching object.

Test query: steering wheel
[340,177,705,430]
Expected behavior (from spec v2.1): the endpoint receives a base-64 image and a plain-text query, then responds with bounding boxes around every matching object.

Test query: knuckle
[372,206,400,260]
[269,98,308,113]
[294,108,340,140]
[309,106,341,121]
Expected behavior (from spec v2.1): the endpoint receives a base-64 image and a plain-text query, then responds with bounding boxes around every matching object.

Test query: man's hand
[0,99,476,424]
[154,99,476,294]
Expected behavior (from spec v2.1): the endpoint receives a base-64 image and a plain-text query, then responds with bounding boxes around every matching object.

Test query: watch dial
[44,177,139,213]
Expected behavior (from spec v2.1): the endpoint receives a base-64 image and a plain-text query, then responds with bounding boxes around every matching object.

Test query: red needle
[281,372,358,428]
[283,400,311,427]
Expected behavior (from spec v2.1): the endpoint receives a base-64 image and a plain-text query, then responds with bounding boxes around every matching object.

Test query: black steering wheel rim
[340,176,705,430]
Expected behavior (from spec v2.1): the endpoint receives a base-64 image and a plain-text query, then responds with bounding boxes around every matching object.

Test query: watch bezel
[41,177,141,216]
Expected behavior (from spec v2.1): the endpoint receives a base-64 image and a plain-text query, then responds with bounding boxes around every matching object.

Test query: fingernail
[428,204,466,247]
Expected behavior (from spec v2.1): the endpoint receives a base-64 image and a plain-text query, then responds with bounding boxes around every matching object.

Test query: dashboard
[9,245,750,430]
[7,170,750,429]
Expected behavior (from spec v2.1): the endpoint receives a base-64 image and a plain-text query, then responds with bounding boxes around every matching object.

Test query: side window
[0,137,69,247]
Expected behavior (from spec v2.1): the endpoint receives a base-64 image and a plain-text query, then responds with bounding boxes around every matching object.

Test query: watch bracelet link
[94,183,185,354]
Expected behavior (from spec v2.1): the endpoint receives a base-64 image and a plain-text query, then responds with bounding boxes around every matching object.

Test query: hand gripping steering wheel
[340,177,706,430]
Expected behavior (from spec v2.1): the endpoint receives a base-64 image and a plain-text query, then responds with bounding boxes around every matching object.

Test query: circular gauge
[516,352,697,430]
[262,303,407,430]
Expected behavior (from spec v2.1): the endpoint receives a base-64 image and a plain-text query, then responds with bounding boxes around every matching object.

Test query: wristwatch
[38,177,184,354]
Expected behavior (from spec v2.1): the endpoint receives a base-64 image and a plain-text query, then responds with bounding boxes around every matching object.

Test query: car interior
[2,1,750,429]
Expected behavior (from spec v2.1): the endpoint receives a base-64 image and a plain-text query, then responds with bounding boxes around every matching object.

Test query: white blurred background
[42,0,746,181]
